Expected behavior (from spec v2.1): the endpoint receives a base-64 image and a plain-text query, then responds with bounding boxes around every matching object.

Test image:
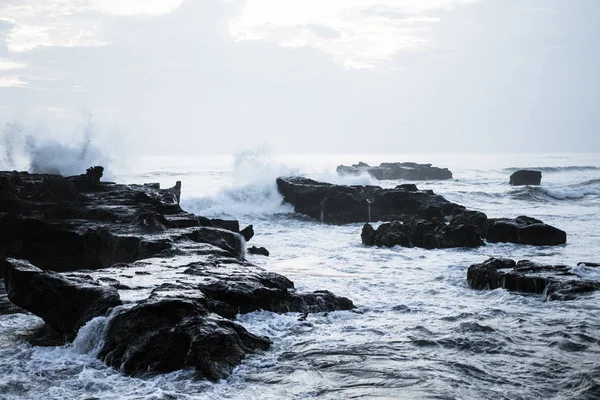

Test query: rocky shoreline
[0,168,354,379]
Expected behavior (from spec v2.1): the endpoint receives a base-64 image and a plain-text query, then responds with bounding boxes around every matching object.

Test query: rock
[240,225,254,242]
[276,177,462,224]
[2,258,122,338]
[98,298,271,380]
[337,162,453,181]
[485,216,566,246]
[509,170,542,185]
[362,219,484,249]
[247,246,270,256]
[451,209,488,233]
[467,258,600,300]
[86,166,104,183]
[183,261,355,314]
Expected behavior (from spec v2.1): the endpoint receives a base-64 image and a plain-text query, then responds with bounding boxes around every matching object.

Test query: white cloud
[0,76,27,87]
[228,0,478,68]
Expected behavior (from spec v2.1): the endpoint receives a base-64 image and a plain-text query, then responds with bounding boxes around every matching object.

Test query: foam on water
[1,152,600,399]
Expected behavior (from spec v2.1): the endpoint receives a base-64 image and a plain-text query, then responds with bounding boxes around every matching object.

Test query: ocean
[1,151,599,399]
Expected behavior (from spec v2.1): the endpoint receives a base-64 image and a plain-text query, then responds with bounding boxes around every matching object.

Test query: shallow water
[1,152,599,399]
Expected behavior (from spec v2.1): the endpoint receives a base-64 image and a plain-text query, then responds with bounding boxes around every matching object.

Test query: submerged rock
[485,216,566,246]
[337,162,453,181]
[467,258,600,300]
[276,177,461,224]
[509,170,542,186]
[99,298,271,380]
[2,258,122,338]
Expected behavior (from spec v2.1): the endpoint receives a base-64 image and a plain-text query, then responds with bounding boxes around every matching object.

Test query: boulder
[485,216,566,246]
[467,258,600,300]
[86,166,104,183]
[337,162,453,181]
[98,298,271,380]
[240,225,254,242]
[509,170,542,185]
[361,219,484,249]
[247,246,270,256]
[2,258,122,338]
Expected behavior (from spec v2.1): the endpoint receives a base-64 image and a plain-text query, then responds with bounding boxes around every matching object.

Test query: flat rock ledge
[0,169,354,380]
[337,162,453,181]
[467,258,600,300]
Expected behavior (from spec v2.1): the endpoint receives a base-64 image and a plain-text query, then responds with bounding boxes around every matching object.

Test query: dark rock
[485,216,566,246]
[98,298,271,380]
[240,225,254,242]
[451,209,488,233]
[86,166,104,183]
[276,177,461,224]
[362,219,484,249]
[248,246,270,256]
[337,162,453,181]
[2,258,122,338]
[509,170,542,186]
[467,258,600,300]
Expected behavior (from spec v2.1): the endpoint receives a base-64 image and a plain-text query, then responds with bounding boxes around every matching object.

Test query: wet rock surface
[485,216,567,246]
[247,246,270,256]
[510,170,542,185]
[467,258,600,300]
[361,218,484,249]
[0,169,354,379]
[276,177,461,224]
[337,162,453,181]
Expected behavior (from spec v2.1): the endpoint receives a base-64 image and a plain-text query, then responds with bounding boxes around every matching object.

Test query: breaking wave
[504,166,600,173]
[182,147,297,218]
[509,181,600,201]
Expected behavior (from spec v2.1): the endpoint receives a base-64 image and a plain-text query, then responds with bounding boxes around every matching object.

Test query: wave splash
[0,116,112,177]
[509,179,600,201]
[182,147,298,218]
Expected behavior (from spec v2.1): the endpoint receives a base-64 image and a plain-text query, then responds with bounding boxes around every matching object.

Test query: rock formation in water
[0,168,354,380]
[509,170,542,185]
[467,258,600,300]
[337,162,453,181]
[278,176,566,247]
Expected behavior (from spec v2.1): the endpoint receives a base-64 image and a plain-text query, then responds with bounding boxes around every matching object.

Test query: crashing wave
[504,166,600,173]
[509,181,600,201]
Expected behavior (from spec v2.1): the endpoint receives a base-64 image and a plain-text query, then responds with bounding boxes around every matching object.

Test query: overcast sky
[0,0,598,154]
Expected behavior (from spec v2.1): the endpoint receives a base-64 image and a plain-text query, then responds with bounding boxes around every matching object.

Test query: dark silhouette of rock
[451,209,488,233]
[337,162,453,181]
[485,216,566,246]
[240,225,254,241]
[98,298,271,380]
[467,258,600,300]
[276,177,462,224]
[86,166,104,183]
[248,246,270,256]
[509,170,542,185]
[2,258,122,338]
[361,218,484,249]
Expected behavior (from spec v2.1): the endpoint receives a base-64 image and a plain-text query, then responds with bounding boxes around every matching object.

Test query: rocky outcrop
[337,162,453,181]
[485,216,566,246]
[0,168,354,379]
[509,170,542,186]
[467,258,600,300]
[98,298,271,380]
[361,218,484,249]
[1,258,122,338]
[276,177,462,224]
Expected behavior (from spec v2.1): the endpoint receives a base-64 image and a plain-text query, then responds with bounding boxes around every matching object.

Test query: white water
[1,152,600,399]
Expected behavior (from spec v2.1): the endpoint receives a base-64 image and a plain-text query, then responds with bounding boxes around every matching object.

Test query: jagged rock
[451,209,488,233]
[183,261,354,314]
[276,177,462,224]
[361,219,484,249]
[485,216,566,246]
[248,246,270,256]
[98,298,271,380]
[240,225,254,242]
[337,162,453,181]
[509,170,542,185]
[467,258,600,300]
[86,166,104,183]
[2,258,122,338]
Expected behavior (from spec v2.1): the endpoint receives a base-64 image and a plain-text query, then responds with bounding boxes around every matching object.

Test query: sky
[0,0,599,154]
